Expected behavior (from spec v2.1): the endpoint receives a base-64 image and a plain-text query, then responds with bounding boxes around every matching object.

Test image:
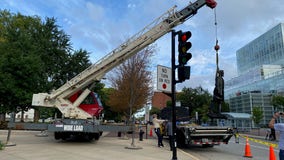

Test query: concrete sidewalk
[0,130,195,160]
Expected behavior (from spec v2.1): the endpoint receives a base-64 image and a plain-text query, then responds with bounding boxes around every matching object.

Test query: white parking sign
[157,65,172,93]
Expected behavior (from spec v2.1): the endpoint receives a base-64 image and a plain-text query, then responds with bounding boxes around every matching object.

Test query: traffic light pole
[171,30,178,160]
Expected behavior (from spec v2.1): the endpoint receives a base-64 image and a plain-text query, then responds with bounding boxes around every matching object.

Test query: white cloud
[85,2,104,21]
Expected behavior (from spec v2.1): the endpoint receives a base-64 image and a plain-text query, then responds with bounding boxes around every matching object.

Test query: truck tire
[94,133,100,140]
[84,133,94,141]
[176,129,186,148]
[54,132,61,140]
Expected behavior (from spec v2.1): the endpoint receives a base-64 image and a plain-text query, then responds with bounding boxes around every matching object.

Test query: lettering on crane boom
[63,125,84,131]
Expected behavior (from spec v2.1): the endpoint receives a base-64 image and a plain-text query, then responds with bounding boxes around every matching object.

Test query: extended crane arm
[32,0,216,119]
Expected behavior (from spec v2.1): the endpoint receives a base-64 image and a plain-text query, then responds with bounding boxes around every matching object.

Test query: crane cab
[69,91,103,118]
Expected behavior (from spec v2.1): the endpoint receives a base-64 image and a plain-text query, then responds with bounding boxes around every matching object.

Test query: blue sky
[1,0,284,93]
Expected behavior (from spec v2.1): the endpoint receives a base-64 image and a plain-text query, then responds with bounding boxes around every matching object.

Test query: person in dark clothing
[270,128,276,141]
[166,121,173,151]
[270,113,277,141]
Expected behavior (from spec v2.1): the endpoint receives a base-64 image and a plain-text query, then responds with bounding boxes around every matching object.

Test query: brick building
[151,92,171,109]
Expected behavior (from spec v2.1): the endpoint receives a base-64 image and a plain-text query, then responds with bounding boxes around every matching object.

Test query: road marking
[178,148,200,160]
[234,141,280,153]
[239,134,278,148]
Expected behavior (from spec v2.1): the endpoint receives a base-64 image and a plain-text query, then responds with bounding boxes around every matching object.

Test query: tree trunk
[0,113,5,122]
[34,107,40,122]
[20,110,24,122]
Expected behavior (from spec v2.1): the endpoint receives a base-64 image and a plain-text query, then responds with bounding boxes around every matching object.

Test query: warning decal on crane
[157,65,172,93]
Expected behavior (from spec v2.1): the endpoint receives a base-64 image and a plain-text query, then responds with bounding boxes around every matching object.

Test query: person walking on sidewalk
[269,112,284,160]
[152,114,166,148]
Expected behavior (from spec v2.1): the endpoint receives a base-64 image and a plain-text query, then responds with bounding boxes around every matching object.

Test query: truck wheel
[84,133,94,141]
[94,133,100,140]
[176,130,186,148]
[54,132,61,140]
[61,133,69,140]
[202,144,214,148]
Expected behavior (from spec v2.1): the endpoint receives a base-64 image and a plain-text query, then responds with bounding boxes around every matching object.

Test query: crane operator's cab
[69,91,103,118]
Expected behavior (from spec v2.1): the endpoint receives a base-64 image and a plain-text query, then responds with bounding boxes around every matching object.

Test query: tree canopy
[0,10,91,120]
[252,106,263,127]
[271,95,284,111]
[106,45,155,120]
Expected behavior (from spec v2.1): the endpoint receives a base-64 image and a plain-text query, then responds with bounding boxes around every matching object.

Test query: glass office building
[225,23,284,126]
[236,23,284,75]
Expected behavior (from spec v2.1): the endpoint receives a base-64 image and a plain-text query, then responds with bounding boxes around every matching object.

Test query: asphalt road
[181,136,278,160]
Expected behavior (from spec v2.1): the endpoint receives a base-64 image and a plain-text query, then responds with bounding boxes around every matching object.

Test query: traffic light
[177,31,192,82]
[178,31,192,65]
[178,66,190,82]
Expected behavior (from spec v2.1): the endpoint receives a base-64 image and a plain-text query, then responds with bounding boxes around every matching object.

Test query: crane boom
[32,0,216,119]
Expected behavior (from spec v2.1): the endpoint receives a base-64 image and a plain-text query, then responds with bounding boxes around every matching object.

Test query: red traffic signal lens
[179,31,191,42]
[181,34,187,42]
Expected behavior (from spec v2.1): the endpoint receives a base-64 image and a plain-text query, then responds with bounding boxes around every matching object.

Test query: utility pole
[171,30,178,160]
[171,28,193,159]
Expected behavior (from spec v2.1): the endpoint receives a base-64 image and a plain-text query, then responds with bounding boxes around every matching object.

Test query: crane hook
[214,40,220,52]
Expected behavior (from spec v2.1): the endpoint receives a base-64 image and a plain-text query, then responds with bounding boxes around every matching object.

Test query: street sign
[157,65,172,93]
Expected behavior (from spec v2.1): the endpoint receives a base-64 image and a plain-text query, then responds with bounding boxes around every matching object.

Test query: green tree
[0,11,46,121]
[177,87,211,116]
[0,10,91,122]
[149,106,161,117]
[271,95,284,111]
[252,106,263,127]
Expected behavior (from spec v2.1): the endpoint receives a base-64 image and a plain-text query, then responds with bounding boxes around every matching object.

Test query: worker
[270,128,276,141]
[269,112,284,160]
[233,127,239,143]
[265,128,270,140]
[152,114,166,147]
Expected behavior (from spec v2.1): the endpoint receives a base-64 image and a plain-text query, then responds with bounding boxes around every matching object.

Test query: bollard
[139,129,144,141]
[118,132,121,137]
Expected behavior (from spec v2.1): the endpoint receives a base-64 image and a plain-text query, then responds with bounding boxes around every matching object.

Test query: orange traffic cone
[269,145,276,160]
[243,138,253,158]
[149,129,153,137]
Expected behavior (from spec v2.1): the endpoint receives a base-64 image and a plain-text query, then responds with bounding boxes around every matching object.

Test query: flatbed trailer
[176,125,233,147]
